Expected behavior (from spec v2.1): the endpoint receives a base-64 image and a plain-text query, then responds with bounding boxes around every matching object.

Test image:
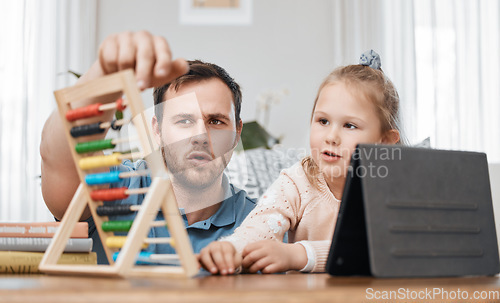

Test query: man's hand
[97,31,189,89]
[198,241,241,275]
[241,240,308,274]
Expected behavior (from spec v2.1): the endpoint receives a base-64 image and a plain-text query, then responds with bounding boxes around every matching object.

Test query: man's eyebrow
[204,113,231,122]
[169,113,195,121]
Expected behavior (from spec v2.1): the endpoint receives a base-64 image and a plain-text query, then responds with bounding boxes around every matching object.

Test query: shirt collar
[207,174,237,227]
[180,174,237,229]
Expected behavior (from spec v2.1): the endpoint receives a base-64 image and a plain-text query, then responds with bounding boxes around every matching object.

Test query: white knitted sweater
[221,161,341,272]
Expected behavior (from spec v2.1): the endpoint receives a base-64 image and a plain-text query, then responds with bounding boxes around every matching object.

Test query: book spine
[0,222,88,238]
[0,237,93,252]
[0,251,97,274]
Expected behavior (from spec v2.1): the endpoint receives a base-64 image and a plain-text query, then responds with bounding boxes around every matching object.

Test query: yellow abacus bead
[79,153,121,170]
[106,236,148,249]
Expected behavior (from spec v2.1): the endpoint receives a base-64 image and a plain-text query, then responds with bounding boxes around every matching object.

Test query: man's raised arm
[40,31,188,220]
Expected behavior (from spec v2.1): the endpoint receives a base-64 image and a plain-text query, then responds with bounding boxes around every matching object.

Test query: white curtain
[0,0,96,222]
[414,0,500,161]
[331,0,500,162]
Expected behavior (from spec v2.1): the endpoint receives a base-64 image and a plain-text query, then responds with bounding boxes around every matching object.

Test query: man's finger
[99,34,119,74]
[133,31,155,89]
[152,35,173,78]
[117,32,136,71]
[151,58,189,88]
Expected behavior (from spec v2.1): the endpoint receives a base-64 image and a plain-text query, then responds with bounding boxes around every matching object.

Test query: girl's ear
[381,129,400,145]
[151,116,162,146]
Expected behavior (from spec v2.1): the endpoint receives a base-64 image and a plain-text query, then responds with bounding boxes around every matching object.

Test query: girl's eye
[344,123,357,129]
[318,118,329,126]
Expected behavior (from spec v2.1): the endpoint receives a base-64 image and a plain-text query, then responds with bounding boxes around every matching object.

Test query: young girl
[198,50,403,275]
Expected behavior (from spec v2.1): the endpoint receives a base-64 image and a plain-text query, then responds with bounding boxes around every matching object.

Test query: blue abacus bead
[135,252,154,265]
[85,171,121,185]
[113,251,152,265]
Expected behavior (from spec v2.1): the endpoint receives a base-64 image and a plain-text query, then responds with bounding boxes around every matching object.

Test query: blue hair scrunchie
[359,50,381,70]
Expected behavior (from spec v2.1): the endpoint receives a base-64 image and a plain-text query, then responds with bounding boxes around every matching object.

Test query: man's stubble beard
[160,144,232,191]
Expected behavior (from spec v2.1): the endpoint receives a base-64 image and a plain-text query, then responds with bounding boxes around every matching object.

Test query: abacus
[39,69,198,278]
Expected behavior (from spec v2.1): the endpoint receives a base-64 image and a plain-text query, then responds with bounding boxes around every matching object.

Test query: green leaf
[241,121,279,150]
[68,70,82,78]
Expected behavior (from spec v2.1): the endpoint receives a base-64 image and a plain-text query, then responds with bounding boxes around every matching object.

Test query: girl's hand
[241,240,308,274]
[198,241,241,275]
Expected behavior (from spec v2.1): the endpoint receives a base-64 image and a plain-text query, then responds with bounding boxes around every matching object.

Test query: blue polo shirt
[87,159,256,264]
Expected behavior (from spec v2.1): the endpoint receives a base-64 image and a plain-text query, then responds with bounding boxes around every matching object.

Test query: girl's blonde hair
[302,64,405,188]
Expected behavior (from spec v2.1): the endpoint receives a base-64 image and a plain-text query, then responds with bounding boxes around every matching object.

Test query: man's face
[152,78,241,190]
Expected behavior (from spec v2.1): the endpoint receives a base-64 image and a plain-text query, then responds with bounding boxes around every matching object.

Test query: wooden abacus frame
[39,69,198,278]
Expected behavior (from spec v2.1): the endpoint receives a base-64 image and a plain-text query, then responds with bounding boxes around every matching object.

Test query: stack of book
[0,222,96,274]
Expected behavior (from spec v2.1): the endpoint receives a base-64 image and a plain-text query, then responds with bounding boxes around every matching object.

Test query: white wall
[95,0,335,150]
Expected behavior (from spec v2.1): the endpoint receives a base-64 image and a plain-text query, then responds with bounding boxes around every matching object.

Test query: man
[40,32,255,264]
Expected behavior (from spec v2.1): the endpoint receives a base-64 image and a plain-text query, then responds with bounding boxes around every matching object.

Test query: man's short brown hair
[153,60,242,129]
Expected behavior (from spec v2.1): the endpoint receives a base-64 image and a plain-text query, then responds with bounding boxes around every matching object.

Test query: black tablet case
[326,144,500,277]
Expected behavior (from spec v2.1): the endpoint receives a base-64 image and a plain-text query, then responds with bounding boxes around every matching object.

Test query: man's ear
[152,116,162,146]
[237,120,243,137]
[234,120,243,146]
[382,129,400,145]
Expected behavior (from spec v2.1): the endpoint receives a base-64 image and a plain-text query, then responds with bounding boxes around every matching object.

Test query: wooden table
[0,273,499,303]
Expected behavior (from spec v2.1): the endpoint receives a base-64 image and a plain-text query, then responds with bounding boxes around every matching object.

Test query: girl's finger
[199,249,219,274]
[210,247,229,275]
[241,247,265,269]
[247,256,271,274]
[221,244,236,274]
[261,263,280,274]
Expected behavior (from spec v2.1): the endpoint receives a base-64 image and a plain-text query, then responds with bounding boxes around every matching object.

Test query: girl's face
[310,81,389,182]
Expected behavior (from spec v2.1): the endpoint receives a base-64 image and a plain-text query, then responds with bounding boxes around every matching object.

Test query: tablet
[326,144,500,277]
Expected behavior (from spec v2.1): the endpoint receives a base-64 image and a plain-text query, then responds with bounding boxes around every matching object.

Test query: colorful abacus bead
[96,204,140,216]
[106,236,148,249]
[85,171,122,185]
[70,122,105,138]
[102,220,134,232]
[90,187,128,201]
[66,103,103,121]
[75,139,116,154]
[79,153,121,170]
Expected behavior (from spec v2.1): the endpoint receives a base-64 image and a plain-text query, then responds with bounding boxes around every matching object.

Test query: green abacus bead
[75,139,115,153]
[115,110,124,120]
[102,220,134,232]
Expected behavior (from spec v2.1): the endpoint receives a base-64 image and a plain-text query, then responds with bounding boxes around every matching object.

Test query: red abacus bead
[116,98,127,111]
[90,187,129,201]
[66,103,103,121]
